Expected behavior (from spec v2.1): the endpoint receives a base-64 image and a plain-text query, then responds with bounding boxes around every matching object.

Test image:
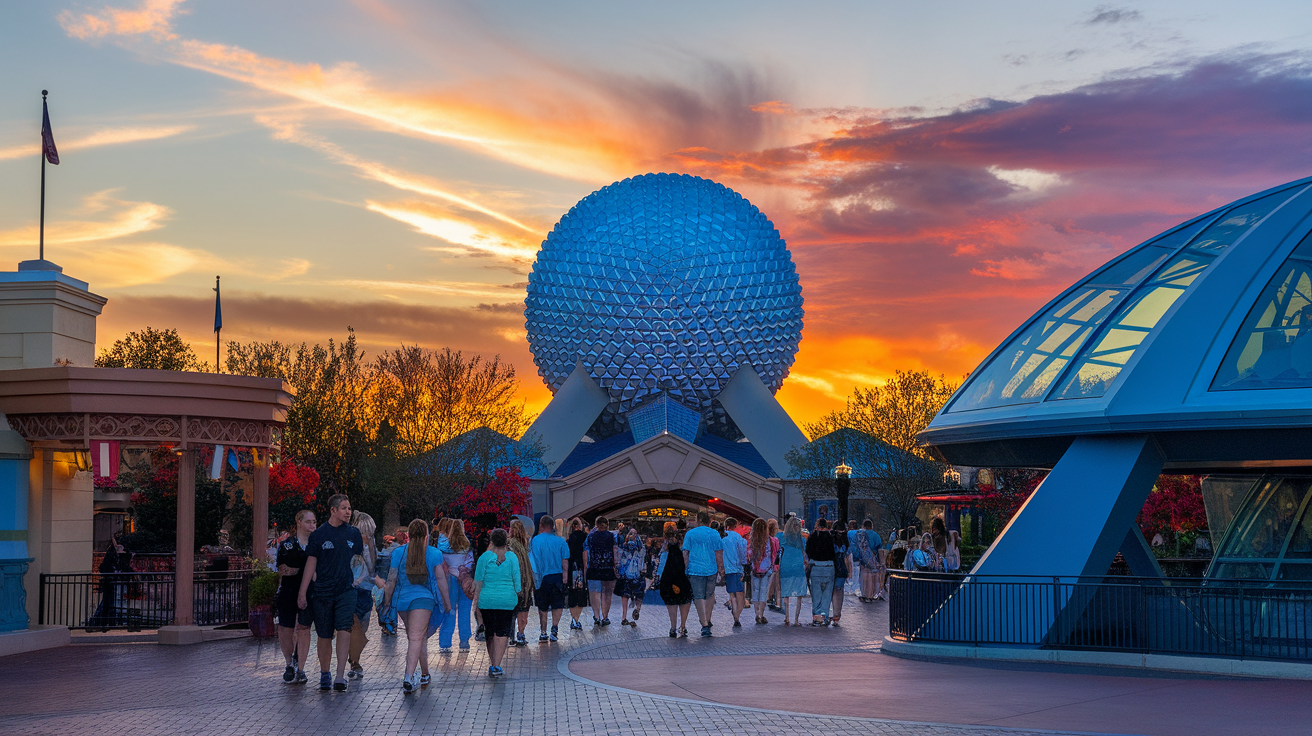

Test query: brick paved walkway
[0,593,1213,736]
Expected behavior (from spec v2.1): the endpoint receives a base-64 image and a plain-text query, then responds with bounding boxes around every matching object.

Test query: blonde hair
[435,517,453,540]
[509,518,530,550]
[783,517,804,549]
[405,519,429,585]
[352,511,376,548]
[554,518,566,536]
[766,518,779,537]
[447,519,470,553]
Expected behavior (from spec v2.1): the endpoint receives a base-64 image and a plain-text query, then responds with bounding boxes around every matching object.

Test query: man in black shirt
[299,494,364,692]
[804,518,837,626]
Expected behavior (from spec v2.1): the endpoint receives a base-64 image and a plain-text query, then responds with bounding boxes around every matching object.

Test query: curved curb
[556,637,1134,736]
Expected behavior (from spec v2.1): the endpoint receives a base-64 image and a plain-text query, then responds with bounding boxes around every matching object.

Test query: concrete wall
[24,447,94,623]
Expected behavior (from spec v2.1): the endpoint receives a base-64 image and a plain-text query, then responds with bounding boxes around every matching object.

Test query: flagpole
[39,90,47,262]
[214,275,221,372]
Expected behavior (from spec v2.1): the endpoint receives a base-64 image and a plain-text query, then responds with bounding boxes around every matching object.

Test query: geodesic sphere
[525,173,804,429]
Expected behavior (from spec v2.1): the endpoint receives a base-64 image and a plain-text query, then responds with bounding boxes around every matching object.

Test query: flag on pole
[41,96,59,165]
[213,276,222,332]
[210,445,226,480]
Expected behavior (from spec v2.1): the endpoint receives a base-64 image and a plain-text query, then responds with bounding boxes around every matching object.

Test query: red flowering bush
[1138,474,1207,542]
[269,461,320,531]
[442,467,531,542]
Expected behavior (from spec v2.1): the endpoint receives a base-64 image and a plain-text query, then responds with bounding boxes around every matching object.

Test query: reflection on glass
[947,221,1212,412]
[1211,562,1274,580]
[1187,188,1296,253]
[1216,477,1309,559]
[1054,253,1213,399]
[950,288,1118,410]
[1050,189,1299,400]
[1213,248,1312,390]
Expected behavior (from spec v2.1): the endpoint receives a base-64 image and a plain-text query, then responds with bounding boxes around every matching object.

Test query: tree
[96,327,208,370]
[976,468,1047,543]
[117,445,240,553]
[787,370,959,528]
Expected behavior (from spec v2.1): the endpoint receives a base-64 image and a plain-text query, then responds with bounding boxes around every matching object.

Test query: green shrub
[248,569,280,608]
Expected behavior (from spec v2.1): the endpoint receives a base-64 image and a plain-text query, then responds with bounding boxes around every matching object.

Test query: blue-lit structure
[908,177,1312,668]
[521,174,809,522]
[526,173,803,439]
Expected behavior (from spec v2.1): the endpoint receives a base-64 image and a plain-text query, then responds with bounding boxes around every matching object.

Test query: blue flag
[213,275,222,332]
[228,448,239,472]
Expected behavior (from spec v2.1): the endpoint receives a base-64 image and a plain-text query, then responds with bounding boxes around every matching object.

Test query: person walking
[381,519,451,693]
[565,517,589,630]
[656,525,692,637]
[298,494,365,692]
[507,519,535,647]
[805,519,837,626]
[778,517,808,626]
[944,529,962,573]
[528,515,570,642]
[471,528,522,678]
[747,518,778,625]
[830,522,851,625]
[858,519,883,601]
[90,538,123,631]
[437,519,475,651]
[766,517,782,611]
[276,510,316,684]
[346,511,381,681]
[682,511,724,637]
[582,516,618,625]
[720,517,748,628]
[615,527,646,626]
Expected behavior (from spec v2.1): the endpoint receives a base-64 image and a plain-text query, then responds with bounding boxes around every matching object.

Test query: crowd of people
[271,494,963,692]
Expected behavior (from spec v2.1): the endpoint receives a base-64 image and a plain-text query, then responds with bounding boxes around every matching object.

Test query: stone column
[252,454,269,559]
[160,448,201,644]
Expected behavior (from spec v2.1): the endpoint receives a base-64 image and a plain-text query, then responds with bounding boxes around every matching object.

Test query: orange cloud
[59,0,184,40]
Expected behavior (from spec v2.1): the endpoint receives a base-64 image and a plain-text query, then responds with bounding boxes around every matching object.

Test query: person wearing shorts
[276,509,316,684]
[383,518,450,693]
[721,517,748,627]
[682,511,725,637]
[299,494,365,692]
[472,528,521,678]
[529,515,570,642]
[582,517,618,625]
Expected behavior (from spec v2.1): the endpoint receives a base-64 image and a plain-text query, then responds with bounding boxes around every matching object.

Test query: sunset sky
[4,1,1312,428]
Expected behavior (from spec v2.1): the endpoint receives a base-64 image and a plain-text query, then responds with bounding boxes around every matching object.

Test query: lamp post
[835,462,852,528]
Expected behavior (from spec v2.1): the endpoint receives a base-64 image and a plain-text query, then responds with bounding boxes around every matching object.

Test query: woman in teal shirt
[472,528,521,678]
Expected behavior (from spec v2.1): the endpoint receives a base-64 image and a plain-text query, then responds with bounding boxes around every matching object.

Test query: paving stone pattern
[2,594,1072,735]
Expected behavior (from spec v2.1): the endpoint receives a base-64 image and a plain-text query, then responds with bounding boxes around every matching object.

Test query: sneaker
[282,664,296,683]
[420,673,431,686]
[347,666,364,680]
[549,626,559,642]
[592,616,600,626]
[701,625,712,637]
[333,679,347,692]
[679,627,688,638]
[733,620,742,628]
[439,646,452,653]
[294,670,308,684]
[570,619,583,630]
[539,632,549,642]
[318,673,332,691]
[459,641,470,650]
[669,628,678,638]
[621,619,631,626]
[516,633,527,646]
[475,624,486,642]
[632,609,639,621]
[600,618,611,626]
[402,677,414,693]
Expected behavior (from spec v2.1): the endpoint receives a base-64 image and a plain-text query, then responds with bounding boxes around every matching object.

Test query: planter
[248,605,276,638]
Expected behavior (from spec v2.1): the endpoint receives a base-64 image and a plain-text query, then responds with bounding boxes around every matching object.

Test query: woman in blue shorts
[382,519,452,692]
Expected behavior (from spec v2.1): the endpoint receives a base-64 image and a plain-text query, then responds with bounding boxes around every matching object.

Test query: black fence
[40,570,251,631]
[888,571,1312,662]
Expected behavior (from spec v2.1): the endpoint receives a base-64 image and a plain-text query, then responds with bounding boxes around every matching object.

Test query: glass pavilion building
[909,176,1312,666]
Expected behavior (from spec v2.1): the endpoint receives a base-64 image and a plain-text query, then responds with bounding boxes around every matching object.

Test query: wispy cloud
[0,124,194,161]
[0,190,170,245]
[59,0,185,40]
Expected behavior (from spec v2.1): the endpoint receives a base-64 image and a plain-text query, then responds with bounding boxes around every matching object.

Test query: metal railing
[40,570,251,631]
[888,571,1312,662]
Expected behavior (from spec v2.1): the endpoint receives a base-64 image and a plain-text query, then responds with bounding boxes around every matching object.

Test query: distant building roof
[550,429,778,479]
